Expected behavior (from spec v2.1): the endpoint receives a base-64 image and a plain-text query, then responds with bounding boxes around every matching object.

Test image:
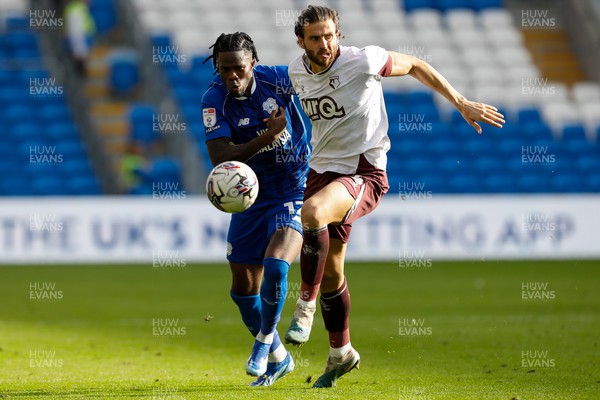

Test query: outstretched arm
[387,51,505,134]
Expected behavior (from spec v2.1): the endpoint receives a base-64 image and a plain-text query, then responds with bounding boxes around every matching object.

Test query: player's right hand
[263,107,287,140]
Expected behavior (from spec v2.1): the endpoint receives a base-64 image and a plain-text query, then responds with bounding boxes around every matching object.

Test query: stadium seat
[444,8,477,30]
[481,174,517,193]
[403,0,436,12]
[551,173,585,193]
[436,0,470,12]
[541,102,581,136]
[479,8,514,29]
[108,49,140,95]
[90,0,117,34]
[448,174,481,193]
[517,107,542,124]
[471,0,503,11]
[585,173,600,192]
[129,104,159,144]
[562,124,588,141]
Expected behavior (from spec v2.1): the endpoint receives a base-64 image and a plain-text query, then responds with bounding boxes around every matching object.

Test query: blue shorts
[226,189,304,265]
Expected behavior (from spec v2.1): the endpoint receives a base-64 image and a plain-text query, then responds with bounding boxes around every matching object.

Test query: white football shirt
[288,45,392,174]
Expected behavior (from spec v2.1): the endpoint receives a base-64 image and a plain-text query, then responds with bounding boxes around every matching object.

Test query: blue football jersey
[201,65,309,201]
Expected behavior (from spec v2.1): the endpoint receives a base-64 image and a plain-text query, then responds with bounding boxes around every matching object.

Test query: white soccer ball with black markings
[206,161,259,213]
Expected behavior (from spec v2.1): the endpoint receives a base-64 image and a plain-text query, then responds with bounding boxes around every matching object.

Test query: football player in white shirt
[283,5,505,388]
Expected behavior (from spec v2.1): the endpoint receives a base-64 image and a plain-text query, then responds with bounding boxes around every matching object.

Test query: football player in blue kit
[201,32,310,386]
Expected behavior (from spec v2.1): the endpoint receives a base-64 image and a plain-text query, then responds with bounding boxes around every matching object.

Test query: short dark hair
[294,5,340,38]
[203,32,259,74]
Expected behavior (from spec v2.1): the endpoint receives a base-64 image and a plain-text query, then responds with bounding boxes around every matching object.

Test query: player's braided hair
[294,5,340,38]
[203,32,259,74]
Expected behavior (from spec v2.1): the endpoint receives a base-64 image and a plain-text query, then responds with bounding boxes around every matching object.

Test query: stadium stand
[0,2,101,195]
[2,0,597,195]
[128,0,600,194]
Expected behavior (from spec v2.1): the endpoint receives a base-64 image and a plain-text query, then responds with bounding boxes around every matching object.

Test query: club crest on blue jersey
[262,97,278,114]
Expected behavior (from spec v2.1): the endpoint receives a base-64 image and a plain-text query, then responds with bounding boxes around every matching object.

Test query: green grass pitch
[0,260,598,399]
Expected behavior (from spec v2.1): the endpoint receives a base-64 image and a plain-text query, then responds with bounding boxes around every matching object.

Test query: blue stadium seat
[108,50,139,95]
[90,0,117,34]
[575,156,599,174]
[436,0,471,11]
[404,0,436,11]
[12,122,44,142]
[65,176,102,195]
[429,138,460,156]
[520,121,553,139]
[562,124,587,141]
[471,156,505,173]
[470,0,503,11]
[47,122,79,141]
[129,103,159,144]
[551,173,585,193]
[516,173,551,193]
[4,14,29,31]
[40,104,72,123]
[482,174,517,193]
[585,173,600,192]
[517,107,542,124]
[30,176,67,196]
[448,174,481,193]
[436,156,469,173]
[0,177,33,196]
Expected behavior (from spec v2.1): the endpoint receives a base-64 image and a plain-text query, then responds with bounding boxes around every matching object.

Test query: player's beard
[305,44,338,70]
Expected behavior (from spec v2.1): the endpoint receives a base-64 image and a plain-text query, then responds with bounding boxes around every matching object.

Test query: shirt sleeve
[362,45,392,77]
[201,91,231,142]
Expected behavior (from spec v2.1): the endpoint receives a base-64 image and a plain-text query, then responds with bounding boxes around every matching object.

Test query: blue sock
[260,258,290,336]
[230,291,261,337]
[230,290,282,353]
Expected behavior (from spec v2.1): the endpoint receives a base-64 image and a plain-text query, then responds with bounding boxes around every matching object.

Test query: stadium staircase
[85,43,135,187]
[522,29,585,86]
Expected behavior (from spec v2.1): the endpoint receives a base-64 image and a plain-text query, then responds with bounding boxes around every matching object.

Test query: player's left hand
[457,99,505,134]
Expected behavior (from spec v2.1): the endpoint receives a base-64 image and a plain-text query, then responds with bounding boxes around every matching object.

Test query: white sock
[256,331,274,345]
[330,342,352,358]
[298,298,316,308]
[268,343,287,363]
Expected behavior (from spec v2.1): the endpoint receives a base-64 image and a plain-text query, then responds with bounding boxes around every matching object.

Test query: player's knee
[301,199,330,228]
[263,258,290,283]
[322,268,343,288]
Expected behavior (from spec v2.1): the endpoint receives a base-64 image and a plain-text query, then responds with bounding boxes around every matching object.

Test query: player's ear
[297,37,305,50]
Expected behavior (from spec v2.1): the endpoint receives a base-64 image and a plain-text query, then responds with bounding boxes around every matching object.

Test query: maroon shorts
[304,154,389,243]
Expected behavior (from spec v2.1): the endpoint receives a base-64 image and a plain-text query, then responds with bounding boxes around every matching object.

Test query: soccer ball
[206,161,259,213]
